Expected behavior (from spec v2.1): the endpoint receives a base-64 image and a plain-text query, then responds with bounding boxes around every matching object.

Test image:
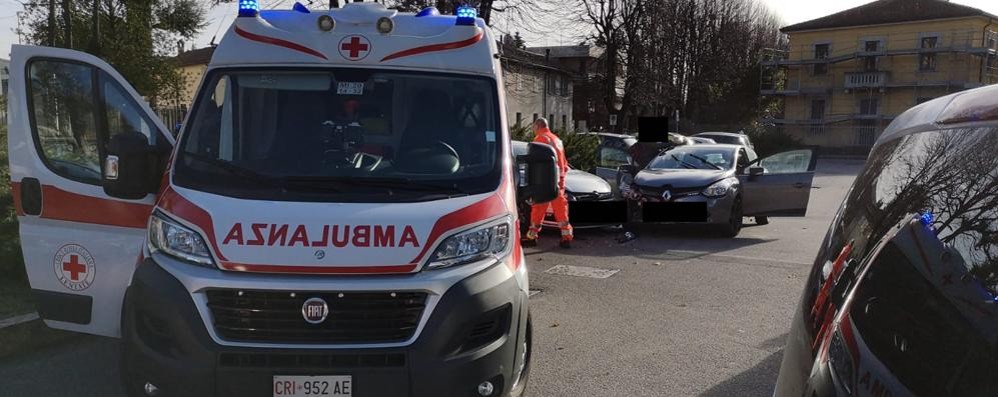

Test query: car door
[738,149,816,216]
[7,45,174,336]
[594,138,631,190]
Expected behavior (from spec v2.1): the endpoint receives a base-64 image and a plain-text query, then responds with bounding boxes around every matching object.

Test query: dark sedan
[619,144,816,237]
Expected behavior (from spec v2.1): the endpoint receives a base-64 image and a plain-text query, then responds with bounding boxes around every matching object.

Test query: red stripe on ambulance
[380,31,484,62]
[234,26,328,60]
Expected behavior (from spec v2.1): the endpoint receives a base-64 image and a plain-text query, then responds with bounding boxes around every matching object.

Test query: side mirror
[617,164,638,176]
[103,131,166,199]
[747,166,765,177]
[516,142,559,204]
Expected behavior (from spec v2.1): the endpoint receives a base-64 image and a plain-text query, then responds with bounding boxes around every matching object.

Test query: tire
[718,198,743,238]
[508,312,532,397]
[755,216,769,226]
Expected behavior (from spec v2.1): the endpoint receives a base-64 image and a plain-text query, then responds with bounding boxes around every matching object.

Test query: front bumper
[121,257,529,397]
[629,191,736,225]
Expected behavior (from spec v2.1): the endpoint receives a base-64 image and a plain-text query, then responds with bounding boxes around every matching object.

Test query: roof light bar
[238,0,259,17]
[455,4,476,26]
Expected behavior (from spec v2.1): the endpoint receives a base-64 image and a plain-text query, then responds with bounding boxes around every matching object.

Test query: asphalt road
[0,159,864,397]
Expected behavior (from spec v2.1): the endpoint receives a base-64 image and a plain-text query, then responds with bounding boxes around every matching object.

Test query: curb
[0,312,40,330]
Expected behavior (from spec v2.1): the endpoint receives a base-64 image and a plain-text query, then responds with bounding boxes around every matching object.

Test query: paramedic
[524,118,573,248]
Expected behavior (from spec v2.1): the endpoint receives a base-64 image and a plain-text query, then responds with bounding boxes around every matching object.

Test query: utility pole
[62,0,72,47]
[47,0,56,46]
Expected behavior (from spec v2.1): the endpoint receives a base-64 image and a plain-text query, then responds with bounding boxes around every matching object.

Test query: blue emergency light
[455,4,477,25]
[292,2,310,13]
[238,0,259,17]
[416,6,440,17]
[919,211,935,227]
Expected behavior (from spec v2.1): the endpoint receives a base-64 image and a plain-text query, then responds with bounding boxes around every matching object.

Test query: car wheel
[755,216,769,226]
[509,312,532,397]
[718,198,743,238]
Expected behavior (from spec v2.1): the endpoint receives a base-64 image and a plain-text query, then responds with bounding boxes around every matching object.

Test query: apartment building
[761,0,998,149]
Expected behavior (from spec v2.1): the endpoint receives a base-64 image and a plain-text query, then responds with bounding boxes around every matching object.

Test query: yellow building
[761,0,998,149]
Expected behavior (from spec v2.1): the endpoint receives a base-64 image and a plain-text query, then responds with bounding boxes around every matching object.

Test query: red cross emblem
[339,35,371,61]
[63,255,87,281]
[53,244,96,291]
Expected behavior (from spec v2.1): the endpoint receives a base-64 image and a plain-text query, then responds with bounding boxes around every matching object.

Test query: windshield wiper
[282,176,471,196]
[182,152,286,187]
[670,154,699,170]
[685,154,723,170]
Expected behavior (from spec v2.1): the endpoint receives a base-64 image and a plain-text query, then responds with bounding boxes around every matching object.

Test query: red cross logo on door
[53,244,96,291]
[339,35,371,61]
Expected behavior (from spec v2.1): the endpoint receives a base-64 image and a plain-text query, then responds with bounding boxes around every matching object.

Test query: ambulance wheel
[755,216,769,225]
[509,312,532,397]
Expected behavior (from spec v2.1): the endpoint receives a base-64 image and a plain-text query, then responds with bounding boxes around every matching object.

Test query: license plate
[273,375,352,397]
[336,81,364,95]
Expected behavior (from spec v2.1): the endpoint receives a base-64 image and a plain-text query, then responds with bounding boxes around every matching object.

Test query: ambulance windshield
[174,69,501,202]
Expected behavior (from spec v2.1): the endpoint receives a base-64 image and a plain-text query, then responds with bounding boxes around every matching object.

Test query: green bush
[508,125,600,172]
[0,124,25,281]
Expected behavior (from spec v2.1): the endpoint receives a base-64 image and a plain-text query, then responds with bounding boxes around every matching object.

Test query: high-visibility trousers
[525,193,573,242]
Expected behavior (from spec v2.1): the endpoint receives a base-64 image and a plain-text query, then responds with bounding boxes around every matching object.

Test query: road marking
[545,265,620,279]
[666,250,810,267]
[0,312,40,329]
[529,289,542,297]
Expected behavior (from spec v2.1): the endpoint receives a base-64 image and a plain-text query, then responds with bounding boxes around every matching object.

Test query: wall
[502,64,574,132]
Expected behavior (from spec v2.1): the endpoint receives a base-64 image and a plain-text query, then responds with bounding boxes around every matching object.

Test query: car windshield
[647,147,735,170]
[174,69,501,202]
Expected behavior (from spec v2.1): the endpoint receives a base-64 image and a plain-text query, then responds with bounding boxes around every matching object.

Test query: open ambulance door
[7,45,175,337]
[738,149,817,217]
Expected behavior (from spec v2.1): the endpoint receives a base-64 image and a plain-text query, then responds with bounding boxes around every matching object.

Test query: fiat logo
[302,297,329,324]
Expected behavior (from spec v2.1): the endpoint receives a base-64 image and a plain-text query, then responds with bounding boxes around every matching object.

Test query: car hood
[565,169,612,194]
[634,168,733,189]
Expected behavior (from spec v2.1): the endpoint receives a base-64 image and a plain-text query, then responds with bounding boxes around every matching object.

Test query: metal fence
[154,106,188,136]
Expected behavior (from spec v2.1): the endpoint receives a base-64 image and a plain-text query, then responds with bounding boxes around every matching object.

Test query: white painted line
[0,312,40,329]
[544,265,620,279]
[528,289,542,297]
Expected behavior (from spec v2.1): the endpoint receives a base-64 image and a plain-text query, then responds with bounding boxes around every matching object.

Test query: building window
[516,112,522,127]
[532,113,538,121]
[862,40,880,72]
[809,99,825,135]
[560,76,570,96]
[814,43,830,75]
[562,114,567,130]
[549,114,555,129]
[860,97,879,115]
[920,36,939,71]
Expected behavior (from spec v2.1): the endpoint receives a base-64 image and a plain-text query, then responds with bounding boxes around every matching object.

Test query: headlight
[828,330,856,395]
[148,211,215,267]
[702,177,737,198]
[426,216,512,270]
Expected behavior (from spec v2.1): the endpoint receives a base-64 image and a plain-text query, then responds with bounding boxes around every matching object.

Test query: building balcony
[844,71,889,89]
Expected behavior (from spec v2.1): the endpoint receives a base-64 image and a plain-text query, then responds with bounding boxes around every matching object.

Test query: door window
[599,147,630,168]
[100,72,158,145]
[28,60,101,184]
[757,150,813,174]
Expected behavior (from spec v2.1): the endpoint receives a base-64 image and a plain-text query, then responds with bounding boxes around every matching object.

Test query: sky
[2,0,998,59]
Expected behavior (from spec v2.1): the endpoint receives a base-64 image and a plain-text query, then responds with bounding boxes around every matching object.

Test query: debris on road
[544,265,620,279]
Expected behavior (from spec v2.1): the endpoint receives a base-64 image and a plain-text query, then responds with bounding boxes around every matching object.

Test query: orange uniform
[526,127,573,244]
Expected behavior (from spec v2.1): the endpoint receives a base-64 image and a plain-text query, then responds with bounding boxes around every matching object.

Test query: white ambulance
[6,2,560,396]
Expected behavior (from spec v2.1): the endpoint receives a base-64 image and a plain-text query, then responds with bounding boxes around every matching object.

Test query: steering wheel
[397,141,460,174]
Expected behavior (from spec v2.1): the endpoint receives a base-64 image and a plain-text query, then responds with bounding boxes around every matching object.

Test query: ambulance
[6,2,561,396]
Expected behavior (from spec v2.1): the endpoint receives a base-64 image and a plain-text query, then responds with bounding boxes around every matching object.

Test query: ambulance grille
[205,290,427,344]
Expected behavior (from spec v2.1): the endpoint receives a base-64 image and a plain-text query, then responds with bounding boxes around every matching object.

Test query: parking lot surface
[0,159,864,396]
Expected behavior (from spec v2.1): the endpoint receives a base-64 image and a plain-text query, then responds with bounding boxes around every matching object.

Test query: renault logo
[661,190,672,201]
[302,297,329,324]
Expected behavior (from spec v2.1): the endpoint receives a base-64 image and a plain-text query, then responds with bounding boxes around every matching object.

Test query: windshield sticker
[485,130,496,142]
[337,81,365,95]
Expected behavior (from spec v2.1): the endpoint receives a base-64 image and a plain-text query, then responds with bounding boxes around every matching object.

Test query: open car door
[738,149,817,217]
[7,45,174,336]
